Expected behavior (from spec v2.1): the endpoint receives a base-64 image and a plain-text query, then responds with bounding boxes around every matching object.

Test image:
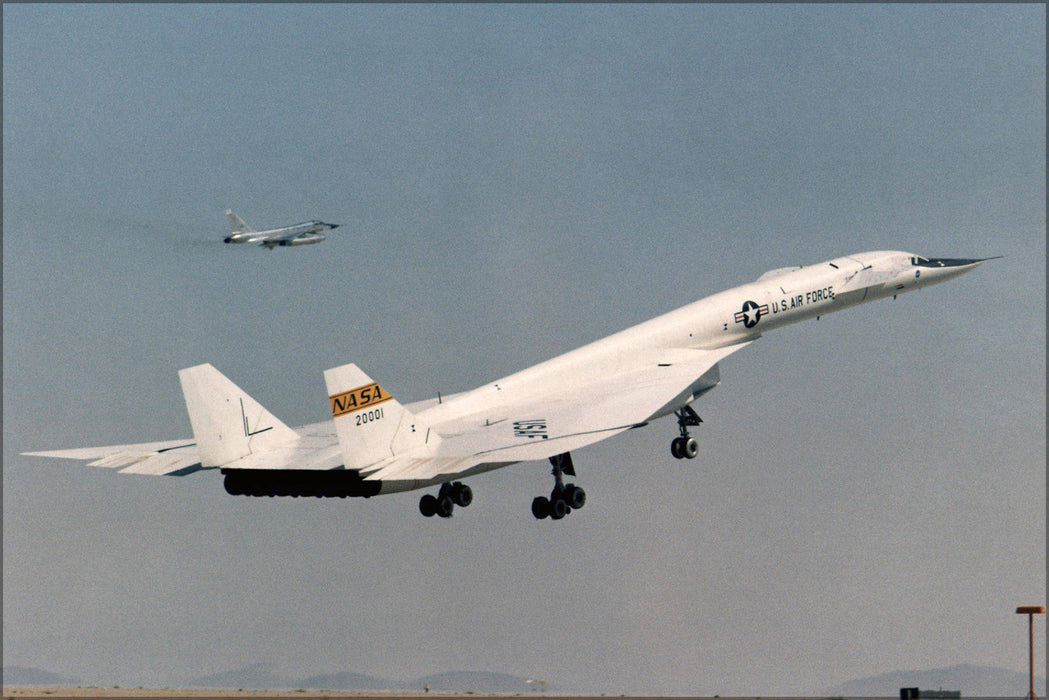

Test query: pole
[1030,613,1035,700]
[1016,606,1045,700]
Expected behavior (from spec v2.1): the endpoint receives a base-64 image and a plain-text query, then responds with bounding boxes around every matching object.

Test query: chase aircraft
[223,209,339,248]
[25,251,993,520]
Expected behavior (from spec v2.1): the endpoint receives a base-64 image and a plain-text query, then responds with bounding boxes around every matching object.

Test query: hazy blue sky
[4,4,1044,695]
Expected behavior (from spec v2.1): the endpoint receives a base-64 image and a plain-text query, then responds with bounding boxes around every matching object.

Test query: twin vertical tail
[177,362,435,472]
[324,363,439,471]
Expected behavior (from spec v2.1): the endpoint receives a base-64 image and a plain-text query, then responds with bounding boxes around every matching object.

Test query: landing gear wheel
[549,496,569,520]
[452,482,472,507]
[436,494,455,518]
[420,482,475,518]
[419,494,437,517]
[532,496,551,520]
[533,452,584,521]
[672,406,703,460]
[564,484,586,510]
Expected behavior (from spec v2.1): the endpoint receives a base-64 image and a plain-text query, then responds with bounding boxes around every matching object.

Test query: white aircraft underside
[25,251,993,519]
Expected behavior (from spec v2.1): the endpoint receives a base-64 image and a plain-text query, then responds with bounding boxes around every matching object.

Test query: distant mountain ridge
[186,664,546,694]
[2,666,81,686]
[6,661,1043,696]
[825,663,1046,697]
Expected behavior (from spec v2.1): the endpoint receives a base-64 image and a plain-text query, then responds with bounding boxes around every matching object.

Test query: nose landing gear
[671,406,702,460]
[532,452,586,520]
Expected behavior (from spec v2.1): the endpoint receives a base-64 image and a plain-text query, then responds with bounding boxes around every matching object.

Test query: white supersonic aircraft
[223,209,339,248]
[24,251,993,520]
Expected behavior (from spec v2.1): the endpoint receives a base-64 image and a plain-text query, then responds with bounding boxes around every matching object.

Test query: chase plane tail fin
[179,364,299,467]
[324,363,440,471]
[225,209,253,234]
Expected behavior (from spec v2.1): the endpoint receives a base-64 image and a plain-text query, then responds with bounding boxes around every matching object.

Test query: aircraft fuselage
[24,249,992,518]
[415,251,989,433]
[222,211,340,248]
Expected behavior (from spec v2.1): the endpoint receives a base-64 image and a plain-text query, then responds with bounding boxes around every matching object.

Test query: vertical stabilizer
[225,209,253,234]
[178,364,299,467]
[323,363,439,471]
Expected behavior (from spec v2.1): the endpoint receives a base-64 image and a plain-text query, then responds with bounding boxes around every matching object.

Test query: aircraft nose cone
[329,223,340,229]
[924,256,999,268]
[913,255,999,286]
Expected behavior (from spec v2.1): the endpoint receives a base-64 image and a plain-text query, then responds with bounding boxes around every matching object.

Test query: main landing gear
[419,481,472,518]
[532,452,586,521]
[671,406,702,460]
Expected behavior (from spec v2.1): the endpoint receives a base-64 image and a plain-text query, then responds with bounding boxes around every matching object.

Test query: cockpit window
[910,256,928,265]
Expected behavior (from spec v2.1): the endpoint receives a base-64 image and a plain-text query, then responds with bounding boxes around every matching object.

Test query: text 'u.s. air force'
[330,382,392,417]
